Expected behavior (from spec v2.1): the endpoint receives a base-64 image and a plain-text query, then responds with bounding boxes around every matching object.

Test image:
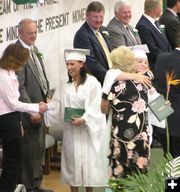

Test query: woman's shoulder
[86,74,99,82]
[86,74,101,88]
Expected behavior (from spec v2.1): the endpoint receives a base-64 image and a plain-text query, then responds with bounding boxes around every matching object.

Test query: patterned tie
[95,30,112,68]
[30,48,48,95]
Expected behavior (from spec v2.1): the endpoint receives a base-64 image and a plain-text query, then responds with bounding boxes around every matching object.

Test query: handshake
[39,102,48,113]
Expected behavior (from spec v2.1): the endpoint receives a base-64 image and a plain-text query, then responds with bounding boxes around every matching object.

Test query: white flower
[133,28,138,36]
[160,24,165,32]
[102,31,109,38]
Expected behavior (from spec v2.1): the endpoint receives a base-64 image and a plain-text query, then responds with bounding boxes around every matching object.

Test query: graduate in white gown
[46,48,108,192]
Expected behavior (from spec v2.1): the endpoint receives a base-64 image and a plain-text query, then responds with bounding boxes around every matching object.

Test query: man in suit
[136,0,171,72]
[107,0,141,49]
[16,19,53,192]
[74,1,151,87]
[154,31,180,158]
[73,1,112,85]
[159,0,180,50]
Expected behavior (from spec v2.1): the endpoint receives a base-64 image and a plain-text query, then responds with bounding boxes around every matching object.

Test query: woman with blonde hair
[101,46,150,178]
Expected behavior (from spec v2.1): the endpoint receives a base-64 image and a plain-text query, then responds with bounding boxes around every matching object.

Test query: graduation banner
[12,0,40,4]
[0,0,144,90]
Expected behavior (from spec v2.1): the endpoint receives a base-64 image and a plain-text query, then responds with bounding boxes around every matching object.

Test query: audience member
[154,31,180,158]
[74,1,112,85]
[16,19,53,192]
[136,0,171,72]
[107,0,141,49]
[159,0,180,50]
[101,46,150,178]
[0,44,47,192]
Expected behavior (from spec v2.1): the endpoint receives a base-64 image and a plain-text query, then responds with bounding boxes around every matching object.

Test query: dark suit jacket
[73,22,112,85]
[136,15,171,71]
[16,40,50,129]
[107,17,141,49]
[154,49,180,136]
[160,9,180,50]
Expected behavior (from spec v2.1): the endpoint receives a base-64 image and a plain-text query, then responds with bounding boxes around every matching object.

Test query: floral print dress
[107,79,150,178]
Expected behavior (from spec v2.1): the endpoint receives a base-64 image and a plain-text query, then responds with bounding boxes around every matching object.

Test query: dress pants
[0,112,21,192]
[18,124,45,191]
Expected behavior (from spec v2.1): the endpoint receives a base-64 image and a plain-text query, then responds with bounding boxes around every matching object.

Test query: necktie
[30,48,48,95]
[95,30,112,68]
[154,20,160,30]
[125,26,138,45]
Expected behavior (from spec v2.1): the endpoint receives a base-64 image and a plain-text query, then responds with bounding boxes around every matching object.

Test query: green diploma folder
[64,107,85,122]
[148,94,174,122]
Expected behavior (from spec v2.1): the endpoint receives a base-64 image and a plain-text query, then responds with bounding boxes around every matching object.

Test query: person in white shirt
[0,44,47,192]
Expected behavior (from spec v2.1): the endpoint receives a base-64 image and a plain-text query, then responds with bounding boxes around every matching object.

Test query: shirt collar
[18,38,31,50]
[167,8,178,17]
[143,13,156,25]
[115,17,128,28]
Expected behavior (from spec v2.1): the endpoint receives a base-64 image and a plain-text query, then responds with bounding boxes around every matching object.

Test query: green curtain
[12,0,38,4]
[163,0,167,11]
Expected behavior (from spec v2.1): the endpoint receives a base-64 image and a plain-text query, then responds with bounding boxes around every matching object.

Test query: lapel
[142,15,169,45]
[85,23,109,62]
[99,27,112,51]
[126,25,140,45]
[28,56,45,92]
[128,25,141,44]
[113,18,140,45]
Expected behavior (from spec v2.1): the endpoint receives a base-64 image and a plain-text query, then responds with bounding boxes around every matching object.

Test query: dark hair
[86,1,105,14]
[67,61,87,85]
[167,0,178,8]
[0,44,29,70]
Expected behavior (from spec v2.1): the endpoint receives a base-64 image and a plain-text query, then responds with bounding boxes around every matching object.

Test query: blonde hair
[110,46,135,73]
[144,0,162,13]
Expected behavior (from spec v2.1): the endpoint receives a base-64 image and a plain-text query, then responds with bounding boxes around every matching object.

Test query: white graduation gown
[61,75,108,187]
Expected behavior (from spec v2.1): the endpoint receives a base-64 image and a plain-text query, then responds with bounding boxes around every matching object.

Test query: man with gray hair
[107,0,141,49]
[16,19,53,192]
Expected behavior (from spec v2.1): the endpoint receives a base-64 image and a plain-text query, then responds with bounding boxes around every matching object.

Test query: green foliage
[108,154,180,192]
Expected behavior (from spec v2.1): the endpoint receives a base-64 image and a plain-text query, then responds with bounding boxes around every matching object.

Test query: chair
[48,125,63,170]
[43,133,56,175]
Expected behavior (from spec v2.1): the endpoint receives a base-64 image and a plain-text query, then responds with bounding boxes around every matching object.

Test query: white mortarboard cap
[128,44,149,59]
[64,48,90,62]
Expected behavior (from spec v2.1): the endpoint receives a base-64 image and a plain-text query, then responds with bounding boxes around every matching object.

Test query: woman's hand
[71,117,85,126]
[134,73,151,89]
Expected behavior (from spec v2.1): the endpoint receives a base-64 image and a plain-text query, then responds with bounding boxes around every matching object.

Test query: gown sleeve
[82,76,107,153]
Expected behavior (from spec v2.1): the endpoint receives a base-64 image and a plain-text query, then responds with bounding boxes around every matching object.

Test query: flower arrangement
[102,30,110,38]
